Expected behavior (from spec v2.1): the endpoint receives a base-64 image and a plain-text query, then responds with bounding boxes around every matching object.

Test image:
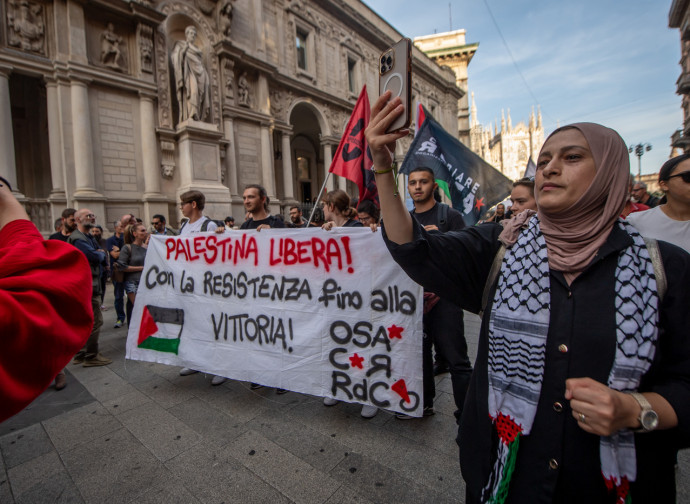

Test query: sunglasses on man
[666,171,690,183]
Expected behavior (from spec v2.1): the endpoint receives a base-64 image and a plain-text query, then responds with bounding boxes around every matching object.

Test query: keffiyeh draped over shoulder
[482,123,660,504]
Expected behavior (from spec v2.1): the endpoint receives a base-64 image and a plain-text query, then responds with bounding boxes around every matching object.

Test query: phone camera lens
[386,56,392,65]
[381,56,386,64]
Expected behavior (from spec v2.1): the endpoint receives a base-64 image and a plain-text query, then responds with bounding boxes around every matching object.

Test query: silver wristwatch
[628,392,659,432]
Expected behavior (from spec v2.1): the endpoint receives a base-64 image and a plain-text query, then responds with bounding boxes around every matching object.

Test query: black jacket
[384,220,690,503]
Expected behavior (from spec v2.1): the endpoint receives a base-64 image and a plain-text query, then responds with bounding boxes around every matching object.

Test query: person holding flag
[366,91,690,503]
[327,85,377,205]
[401,104,513,226]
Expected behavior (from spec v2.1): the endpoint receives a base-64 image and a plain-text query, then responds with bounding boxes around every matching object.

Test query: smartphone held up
[378,38,412,133]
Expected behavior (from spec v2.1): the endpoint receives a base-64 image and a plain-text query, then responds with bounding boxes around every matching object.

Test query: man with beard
[48,207,78,389]
[240,184,286,394]
[241,184,285,230]
[68,209,111,366]
[398,167,471,422]
[49,208,77,241]
[91,225,108,309]
[288,205,308,228]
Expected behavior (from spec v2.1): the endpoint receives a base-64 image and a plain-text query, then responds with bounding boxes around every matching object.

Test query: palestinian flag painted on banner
[399,106,513,226]
[138,305,185,354]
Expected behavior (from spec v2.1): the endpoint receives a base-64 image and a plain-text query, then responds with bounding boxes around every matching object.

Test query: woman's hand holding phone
[365,91,409,171]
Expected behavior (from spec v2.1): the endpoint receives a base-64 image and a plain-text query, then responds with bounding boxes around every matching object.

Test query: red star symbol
[387,324,404,339]
[349,353,364,369]
[474,197,485,211]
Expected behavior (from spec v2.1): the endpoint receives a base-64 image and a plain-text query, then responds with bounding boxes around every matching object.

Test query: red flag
[329,86,377,204]
[415,102,426,136]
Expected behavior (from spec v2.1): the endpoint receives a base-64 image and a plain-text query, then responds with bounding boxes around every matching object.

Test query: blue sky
[364,0,680,175]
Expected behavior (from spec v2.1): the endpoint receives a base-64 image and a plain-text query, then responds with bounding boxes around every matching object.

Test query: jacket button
[558,344,568,353]
[553,402,563,413]
[549,458,559,470]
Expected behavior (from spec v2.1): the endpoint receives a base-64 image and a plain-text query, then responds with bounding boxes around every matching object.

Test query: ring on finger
[577,412,586,424]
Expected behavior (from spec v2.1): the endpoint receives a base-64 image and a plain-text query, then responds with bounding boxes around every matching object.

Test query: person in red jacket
[0,176,93,422]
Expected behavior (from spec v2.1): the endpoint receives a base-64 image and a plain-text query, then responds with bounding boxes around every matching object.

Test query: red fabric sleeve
[0,219,93,422]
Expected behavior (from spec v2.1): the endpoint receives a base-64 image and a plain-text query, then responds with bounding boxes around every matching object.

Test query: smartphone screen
[379,38,412,133]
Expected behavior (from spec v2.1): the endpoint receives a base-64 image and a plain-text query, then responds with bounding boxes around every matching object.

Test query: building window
[347,57,357,93]
[296,28,308,71]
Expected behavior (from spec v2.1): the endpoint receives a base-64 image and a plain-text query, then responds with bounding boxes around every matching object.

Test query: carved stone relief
[138,24,154,74]
[237,71,250,108]
[100,23,126,71]
[155,28,173,129]
[222,58,234,104]
[160,141,176,179]
[7,0,45,54]
[269,88,294,120]
[195,0,218,16]
[218,0,233,38]
[324,106,345,137]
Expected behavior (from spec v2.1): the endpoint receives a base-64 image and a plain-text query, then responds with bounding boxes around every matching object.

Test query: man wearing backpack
[177,190,224,384]
[398,167,471,422]
[178,190,218,234]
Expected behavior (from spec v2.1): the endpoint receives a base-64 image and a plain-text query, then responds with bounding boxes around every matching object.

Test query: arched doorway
[288,102,326,204]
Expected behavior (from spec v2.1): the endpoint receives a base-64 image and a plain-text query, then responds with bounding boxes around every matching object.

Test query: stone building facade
[413,29,477,147]
[469,94,544,181]
[670,0,690,152]
[1,0,461,233]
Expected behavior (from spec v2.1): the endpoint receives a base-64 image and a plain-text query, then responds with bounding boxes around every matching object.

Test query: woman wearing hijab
[365,91,690,503]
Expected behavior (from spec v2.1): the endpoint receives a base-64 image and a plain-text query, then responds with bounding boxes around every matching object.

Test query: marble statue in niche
[170,26,211,123]
[101,23,125,70]
[237,71,250,108]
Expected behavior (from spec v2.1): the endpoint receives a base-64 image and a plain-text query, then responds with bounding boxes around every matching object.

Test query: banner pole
[307,172,332,226]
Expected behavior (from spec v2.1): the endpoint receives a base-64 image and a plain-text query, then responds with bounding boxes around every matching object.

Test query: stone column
[322,141,334,191]
[139,94,160,197]
[0,67,22,197]
[71,79,100,197]
[337,174,347,191]
[281,130,294,200]
[45,80,66,200]
[223,116,238,196]
[260,124,275,197]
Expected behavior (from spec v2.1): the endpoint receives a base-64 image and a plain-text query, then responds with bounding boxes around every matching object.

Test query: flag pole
[307,172,332,226]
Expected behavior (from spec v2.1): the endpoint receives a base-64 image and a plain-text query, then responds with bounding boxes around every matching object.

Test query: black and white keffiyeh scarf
[482,217,659,504]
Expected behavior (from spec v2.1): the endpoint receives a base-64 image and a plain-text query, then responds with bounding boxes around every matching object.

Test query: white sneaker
[179,367,199,376]
[323,397,339,406]
[360,405,378,418]
[211,375,227,386]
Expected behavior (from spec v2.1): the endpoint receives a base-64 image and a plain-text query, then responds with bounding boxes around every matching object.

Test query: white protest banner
[126,227,424,416]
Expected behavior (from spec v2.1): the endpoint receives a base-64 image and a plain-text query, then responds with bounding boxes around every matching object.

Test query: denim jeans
[113,280,125,322]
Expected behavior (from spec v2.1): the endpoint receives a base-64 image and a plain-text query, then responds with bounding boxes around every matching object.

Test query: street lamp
[628,143,652,182]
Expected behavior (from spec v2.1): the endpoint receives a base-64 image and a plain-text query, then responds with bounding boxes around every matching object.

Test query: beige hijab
[498,123,629,281]
[534,123,630,283]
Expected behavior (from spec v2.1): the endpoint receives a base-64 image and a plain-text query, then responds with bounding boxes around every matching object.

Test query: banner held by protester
[400,106,513,225]
[126,230,424,416]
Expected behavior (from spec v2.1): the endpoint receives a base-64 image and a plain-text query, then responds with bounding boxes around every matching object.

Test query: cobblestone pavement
[1,290,688,503]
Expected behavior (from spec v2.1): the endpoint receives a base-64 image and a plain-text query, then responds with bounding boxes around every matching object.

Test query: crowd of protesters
[2,93,690,503]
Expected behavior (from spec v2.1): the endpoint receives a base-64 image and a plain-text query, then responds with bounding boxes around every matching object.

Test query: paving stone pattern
[0,290,688,503]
